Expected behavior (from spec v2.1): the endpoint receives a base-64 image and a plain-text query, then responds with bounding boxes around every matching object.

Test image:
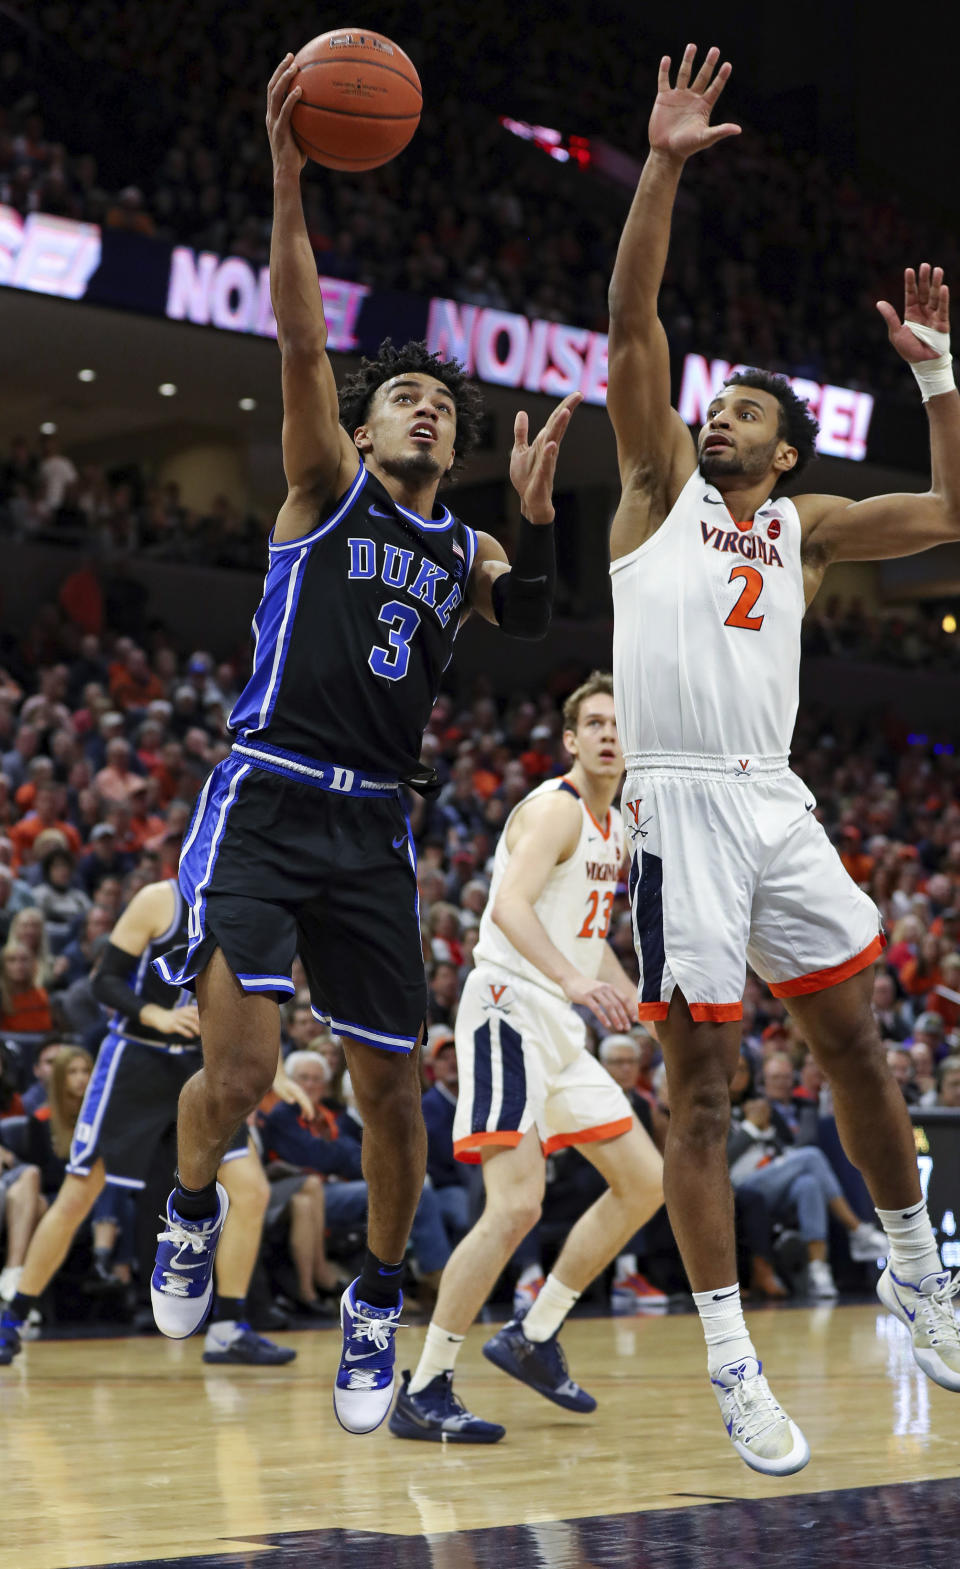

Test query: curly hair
[723,368,820,483]
[337,339,485,476]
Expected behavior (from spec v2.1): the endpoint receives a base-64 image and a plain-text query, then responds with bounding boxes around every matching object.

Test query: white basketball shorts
[621,763,884,1023]
[453,963,634,1163]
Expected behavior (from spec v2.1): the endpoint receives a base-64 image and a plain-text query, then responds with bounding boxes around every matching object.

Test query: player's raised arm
[607,46,739,548]
[93,882,201,1040]
[800,264,960,571]
[491,794,635,1032]
[467,391,582,635]
[267,55,358,541]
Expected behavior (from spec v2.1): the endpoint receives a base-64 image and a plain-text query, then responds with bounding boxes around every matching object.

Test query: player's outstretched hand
[649,45,740,164]
[266,53,306,175]
[274,1066,314,1120]
[140,1003,201,1038]
[562,972,635,1033]
[877,264,951,362]
[509,391,583,525]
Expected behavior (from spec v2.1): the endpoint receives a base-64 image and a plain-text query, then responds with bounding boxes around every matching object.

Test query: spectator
[872,970,912,1043]
[77,822,133,897]
[886,1045,920,1106]
[30,848,91,951]
[20,1037,63,1114]
[936,1056,960,1109]
[8,783,81,867]
[421,1026,471,1245]
[911,1012,948,1062]
[0,942,52,1034]
[427,959,460,1026]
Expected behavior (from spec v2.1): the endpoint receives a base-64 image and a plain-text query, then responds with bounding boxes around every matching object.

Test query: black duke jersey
[113,879,192,1047]
[228,463,478,775]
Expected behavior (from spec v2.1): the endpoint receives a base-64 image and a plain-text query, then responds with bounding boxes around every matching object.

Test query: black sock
[357,1248,404,1309]
[212,1295,245,1324]
[5,1292,39,1324]
[173,1174,219,1221]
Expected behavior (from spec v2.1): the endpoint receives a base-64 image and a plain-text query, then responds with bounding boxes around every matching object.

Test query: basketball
[290,28,422,172]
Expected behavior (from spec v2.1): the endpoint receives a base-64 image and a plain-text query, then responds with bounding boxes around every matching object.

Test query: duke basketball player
[147,54,581,1439]
[606,43,960,1473]
[0,879,297,1368]
[390,674,662,1443]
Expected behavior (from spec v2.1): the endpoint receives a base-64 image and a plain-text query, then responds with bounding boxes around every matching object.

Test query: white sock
[205,1318,241,1344]
[521,1272,580,1342]
[615,1253,637,1282]
[692,1284,756,1375]
[408,1321,465,1394]
[517,1263,544,1288]
[875,1202,943,1281]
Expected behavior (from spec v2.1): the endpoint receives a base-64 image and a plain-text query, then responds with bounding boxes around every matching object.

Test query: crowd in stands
[5,3,960,392]
[2,579,960,1324]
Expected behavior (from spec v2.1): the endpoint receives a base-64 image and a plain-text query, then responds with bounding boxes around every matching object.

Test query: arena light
[77,368,96,382]
[942,614,957,634]
[238,397,257,411]
[158,382,177,397]
[499,116,592,168]
[39,421,57,434]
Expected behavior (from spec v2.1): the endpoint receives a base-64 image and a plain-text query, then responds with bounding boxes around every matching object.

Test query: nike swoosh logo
[344,1347,379,1362]
[514,574,548,585]
[712,1289,739,1301]
[902,1202,925,1219]
[369,505,394,519]
[392,835,407,850]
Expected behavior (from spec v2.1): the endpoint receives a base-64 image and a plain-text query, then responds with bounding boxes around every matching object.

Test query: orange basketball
[290,28,422,172]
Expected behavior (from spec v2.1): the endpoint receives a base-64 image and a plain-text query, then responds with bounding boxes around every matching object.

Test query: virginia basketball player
[147,55,581,1439]
[0,879,297,1368]
[606,44,960,1475]
[390,675,663,1443]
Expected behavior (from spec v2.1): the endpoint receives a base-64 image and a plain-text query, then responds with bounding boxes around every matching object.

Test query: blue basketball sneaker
[202,1321,297,1365]
[482,1313,596,1413]
[333,1280,404,1434]
[0,1311,22,1367]
[389,1369,506,1443]
[151,1182,229,1339]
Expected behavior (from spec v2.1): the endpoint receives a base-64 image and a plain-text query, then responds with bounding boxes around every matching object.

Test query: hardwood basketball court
[3,1302,960,1569]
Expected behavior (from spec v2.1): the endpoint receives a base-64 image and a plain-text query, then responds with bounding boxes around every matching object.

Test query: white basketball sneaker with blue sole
[151,1182,229,1339]
[711,1357,810,1476]
[877,1265,960,1390]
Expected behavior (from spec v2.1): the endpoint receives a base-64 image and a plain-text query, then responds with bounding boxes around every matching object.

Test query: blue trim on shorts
[229,736,399,797]
[630,849,666,1007]
[155,755,251,987]
[310,1006,417,1054]
[471,1022,493,1133]
[69,1032,127,1172]
[496,1020,527,1132]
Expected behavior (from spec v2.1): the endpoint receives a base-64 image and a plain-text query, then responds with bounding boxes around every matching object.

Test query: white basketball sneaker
[711,1357,810,1475]
[877,1265,960,1391]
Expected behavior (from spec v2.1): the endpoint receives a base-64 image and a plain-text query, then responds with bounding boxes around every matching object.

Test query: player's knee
[488,1191,542,1242]
[56,1177,97,1227]
[809,1007,880,1068]
[207,1062,275,1123]
[668,1080,730,1149]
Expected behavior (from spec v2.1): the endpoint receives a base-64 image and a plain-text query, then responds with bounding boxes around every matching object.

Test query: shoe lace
[722,1374,786,1446]
[920,1273,960,1348]
[351,1304,403,1353]
[346,1368,381,1390]
[155,1213,211,1296]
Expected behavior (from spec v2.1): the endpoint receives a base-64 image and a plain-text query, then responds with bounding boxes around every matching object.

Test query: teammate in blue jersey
[149,55,582,1436]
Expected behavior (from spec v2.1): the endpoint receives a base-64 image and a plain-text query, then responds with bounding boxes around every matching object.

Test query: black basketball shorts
[67,1031,249,1187]
[156,745,427,1055]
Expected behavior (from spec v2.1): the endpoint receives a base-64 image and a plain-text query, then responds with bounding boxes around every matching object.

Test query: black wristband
[92,942,146,1023]
[490,516,556,639]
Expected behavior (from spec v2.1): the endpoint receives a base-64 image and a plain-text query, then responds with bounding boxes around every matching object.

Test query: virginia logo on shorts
[482,983,512,1014]
[624,798,650,841]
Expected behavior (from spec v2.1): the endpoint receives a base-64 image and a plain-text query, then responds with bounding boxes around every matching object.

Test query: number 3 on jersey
[578,889,614,940]
[724,565,765,631]
[369,600,421,680]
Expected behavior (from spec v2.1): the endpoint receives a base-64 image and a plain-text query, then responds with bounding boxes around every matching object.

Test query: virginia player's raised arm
[607,47,738,555]
[267,56,358,543]
[467,392,581,634]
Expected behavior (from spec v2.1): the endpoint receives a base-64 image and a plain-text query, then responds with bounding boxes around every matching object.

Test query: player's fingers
[938,281,950,326]
[904,266,918,308]
[703,59,733,106]
[268,57,296,113]
[513,409,529,449]
[703,123,741,148]
[657,55,671,94]
[690,44,720,94]
[917,262,931,307]
[268,53,294,95]
[277,83,302,128]
[876,300,901,335]
[676,42,696,89]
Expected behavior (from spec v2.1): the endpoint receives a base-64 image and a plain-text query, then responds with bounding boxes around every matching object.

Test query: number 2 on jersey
[369,600,421,680]
[724,565,765,631]
[578,889,614,940]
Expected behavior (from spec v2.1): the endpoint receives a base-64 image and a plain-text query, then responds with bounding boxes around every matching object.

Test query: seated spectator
[872,970,912,1043]
[8,783,81,868]
[281,999,327,1056]
[887,1045,920,1105]
[30,847,91,951]
[728,1095,887,1298]
[20,1037,62,1114]
[421,1026,471,1245]
[0,942,52,1035]
[936,1055,960,1108]
[56,904,113,988]
[0,1042,24,1119]
[8,906,57,988]
[910,1040,939,1105]
[761,1053,819,1143]
[427,959,460,1026]
[911,1011,948,1063]
[925,952,960,1032]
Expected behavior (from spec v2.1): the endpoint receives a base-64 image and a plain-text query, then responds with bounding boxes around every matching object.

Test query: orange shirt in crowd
[8,813,82,869]
[0,987,53,1034]
[110,669,166,711]
[899,959,942,998]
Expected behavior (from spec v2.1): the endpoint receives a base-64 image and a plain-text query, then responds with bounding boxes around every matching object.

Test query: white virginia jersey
[474,776,624,999]
[610,468,805,768]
